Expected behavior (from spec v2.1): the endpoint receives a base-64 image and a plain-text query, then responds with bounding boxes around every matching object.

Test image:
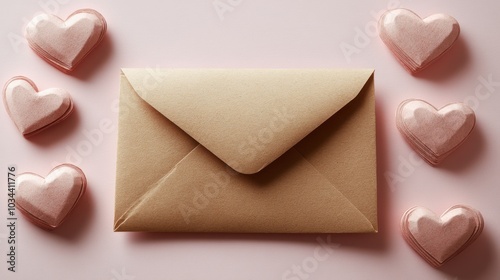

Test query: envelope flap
[121,69,374,174]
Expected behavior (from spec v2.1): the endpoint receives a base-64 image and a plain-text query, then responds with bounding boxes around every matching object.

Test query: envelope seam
[114,145,201,231]
[292,148,376,232]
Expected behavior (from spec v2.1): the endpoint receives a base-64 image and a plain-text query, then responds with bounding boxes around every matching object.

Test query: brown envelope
[114,69,377,233]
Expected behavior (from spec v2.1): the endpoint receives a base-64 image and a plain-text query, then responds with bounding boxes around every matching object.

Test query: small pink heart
[25,9,107,73]
[379,9,460,73]
[401,205,483,267]
[396,99,475,165]
[16,164,87,230]
[3,76,73,137]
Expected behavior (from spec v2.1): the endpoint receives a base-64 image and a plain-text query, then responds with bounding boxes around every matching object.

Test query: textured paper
[114,69,377,233]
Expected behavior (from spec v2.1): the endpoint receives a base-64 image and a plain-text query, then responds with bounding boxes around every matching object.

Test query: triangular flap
[122,68,374,174]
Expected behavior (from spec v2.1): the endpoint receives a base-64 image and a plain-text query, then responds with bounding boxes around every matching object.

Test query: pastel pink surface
[16,164,86,230]
[402,206,483,267]
[379,9,460,73]
[25,9,106,72]
[3,76,73,137]
[1,1,500,280]
[397,99,475,164]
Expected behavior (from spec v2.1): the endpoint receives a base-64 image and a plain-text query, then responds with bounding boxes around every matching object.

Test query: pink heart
[396,99,475,165]
[16,164,87,230]
[379,9,460,73]
[25,9,106,73]
[3,76,73,137]
[401,205,483,267]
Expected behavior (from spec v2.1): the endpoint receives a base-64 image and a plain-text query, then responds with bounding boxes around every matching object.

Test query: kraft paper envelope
[114,69,377,233]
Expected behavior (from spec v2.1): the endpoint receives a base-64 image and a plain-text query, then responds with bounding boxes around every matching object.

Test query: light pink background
[1,0,499,279]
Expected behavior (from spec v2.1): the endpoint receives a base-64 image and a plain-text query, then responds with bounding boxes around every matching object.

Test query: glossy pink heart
[379,9,460,73]
[3,76,73,137]
[401,205,483,267]
[25,9,107,73]
[16,164,87,230]
[396,99,475,165]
